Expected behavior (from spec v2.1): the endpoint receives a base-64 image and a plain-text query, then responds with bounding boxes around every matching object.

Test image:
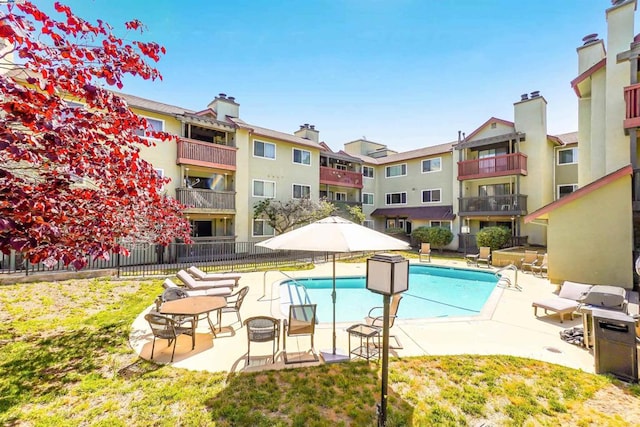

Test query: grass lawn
[1,277,639,426]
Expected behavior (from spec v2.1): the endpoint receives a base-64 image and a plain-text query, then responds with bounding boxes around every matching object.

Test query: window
[558,184,578,199]
[135,116,164,137]
[421,157,442,173]
[292,184,311,199]
[430,220,451,230]
[558,148,578,165]
[335,164,347,170]
[362,166,374,178]
[254,140,276,159]
[478,147,507,158]
[190,220,213,238]
[293,148,311,165]
[362,193,374,205]
[335,192,347,201]
[363,220,374,229]
[253,219,275,237]
[386,192,407,205]
[385,164,406,178]
[252,180,276,198]
[422,189,441,203]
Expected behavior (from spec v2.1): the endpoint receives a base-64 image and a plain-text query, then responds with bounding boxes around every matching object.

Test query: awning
[371,206,455,220]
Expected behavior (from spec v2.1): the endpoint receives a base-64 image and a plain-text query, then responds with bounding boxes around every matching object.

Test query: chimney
[520,93,529,101]
[530,91,540,98]
[294,123,320,142]
[207,93,240,122]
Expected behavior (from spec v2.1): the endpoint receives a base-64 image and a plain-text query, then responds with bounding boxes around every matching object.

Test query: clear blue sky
[36,0,635,152]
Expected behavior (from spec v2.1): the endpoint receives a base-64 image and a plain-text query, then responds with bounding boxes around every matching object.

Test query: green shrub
[385,227,406,235]
[475,226,511,251]
[411,226,454,252]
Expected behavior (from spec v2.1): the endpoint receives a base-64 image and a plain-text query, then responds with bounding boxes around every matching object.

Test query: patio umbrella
[256,215,411,362]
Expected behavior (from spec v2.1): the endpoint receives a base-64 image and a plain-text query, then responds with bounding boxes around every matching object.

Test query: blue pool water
[281,264,498,323]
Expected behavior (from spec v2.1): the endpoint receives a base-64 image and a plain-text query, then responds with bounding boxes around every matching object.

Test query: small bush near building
[476,226,511,251]
[385,227,406,235]
[411,226,454,252]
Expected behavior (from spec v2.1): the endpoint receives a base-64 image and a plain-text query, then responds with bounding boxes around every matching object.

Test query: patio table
[160,296,226,344]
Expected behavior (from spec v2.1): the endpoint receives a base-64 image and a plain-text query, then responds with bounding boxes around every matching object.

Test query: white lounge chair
[175,270,235,294]
[187,266,241,287]
[531,281,592,323]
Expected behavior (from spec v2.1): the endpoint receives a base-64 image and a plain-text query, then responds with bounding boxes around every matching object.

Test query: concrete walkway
[130,259,631,374]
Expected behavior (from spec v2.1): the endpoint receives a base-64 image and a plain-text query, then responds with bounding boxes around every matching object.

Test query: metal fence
[0,241,356,278]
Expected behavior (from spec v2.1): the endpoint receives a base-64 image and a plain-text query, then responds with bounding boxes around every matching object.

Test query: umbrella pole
[332,253,336,355]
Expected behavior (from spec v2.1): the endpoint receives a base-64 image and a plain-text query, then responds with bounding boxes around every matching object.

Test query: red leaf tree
[0,1,191,270]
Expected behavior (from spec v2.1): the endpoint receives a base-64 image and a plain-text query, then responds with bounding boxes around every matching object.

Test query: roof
[371,206,456,220]
[348,142,455,165]
[570,58,606,98]
[464,117,515,142]
[115,91,193,116]
[524,165,633,222]
[319,142,363,163]
[228,118,324,150]
[549,131,578,146]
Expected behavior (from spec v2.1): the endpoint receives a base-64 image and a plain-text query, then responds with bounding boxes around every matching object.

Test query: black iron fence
[0,241,358,278]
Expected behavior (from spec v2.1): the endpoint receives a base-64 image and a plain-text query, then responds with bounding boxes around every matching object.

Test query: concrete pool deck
[129,258,638,374]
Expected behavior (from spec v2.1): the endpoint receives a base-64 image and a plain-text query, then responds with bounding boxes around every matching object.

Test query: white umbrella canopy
[256,215,411,362]
[256,215,411,253]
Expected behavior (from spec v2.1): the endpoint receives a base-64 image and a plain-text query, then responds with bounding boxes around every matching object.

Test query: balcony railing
[176,188,235,212]
[177,138,236,170]
[457,153,527,180]
[458,194,527,216]
[624,83,640,128]
[319,166,363,189]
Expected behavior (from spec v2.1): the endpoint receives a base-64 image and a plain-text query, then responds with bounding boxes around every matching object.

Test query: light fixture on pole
[366,253,409,427]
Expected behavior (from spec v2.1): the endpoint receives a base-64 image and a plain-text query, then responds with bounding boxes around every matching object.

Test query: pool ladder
[495,264,521,291]
[260,270,312,305]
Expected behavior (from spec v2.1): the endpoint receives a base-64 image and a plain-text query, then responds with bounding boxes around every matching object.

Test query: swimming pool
[280,264,499,323]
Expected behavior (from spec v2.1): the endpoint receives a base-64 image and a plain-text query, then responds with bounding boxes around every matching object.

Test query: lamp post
[366,253,409,427]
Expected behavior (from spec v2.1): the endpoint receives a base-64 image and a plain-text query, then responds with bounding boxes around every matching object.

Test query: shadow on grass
[0,323,131,414]
[205,361,414,427]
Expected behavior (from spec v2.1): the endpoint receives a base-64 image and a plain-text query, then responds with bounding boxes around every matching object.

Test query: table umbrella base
[320,349,350,364]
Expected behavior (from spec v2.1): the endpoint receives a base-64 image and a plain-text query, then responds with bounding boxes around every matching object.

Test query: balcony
[457,153,527,180]
[624,83,640,128]
[177,138,236,170]
[319,166,363,189]
[176,188,235,213]
[458,194,527,217]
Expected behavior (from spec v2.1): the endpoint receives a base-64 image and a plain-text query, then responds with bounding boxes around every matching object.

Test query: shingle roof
[371,206,456,220]
[229,118,324,150]
[114,91,193,116]
[551,131,578,145]
[346,142,455,165]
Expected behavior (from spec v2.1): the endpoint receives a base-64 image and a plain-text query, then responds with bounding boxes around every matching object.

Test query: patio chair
[244,316,280,365]
[531,253,548,277]
[187,266,241,287]
[365,294,404,349]
[145,311,194,362]
[466,246,491,267]
[218,286,250,329]
[176,270,234,295]
[283,304,319,364]
[520,250,539,273]
[419,243,431,263]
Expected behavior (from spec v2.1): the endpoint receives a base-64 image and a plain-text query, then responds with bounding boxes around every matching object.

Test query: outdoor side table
[347,324,381,361]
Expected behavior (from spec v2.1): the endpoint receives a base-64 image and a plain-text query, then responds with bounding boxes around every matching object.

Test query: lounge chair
[176,270,235,294]
[365,294,403,349]
[531,281,593,323]
[283,304,318,364]
[520,250,539,273]
[466,246,491,267]
[419,243,431,263]
[163,277,232,297]
[244,316,280,365]
[187,266,241,287]
[531,253,548,277]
